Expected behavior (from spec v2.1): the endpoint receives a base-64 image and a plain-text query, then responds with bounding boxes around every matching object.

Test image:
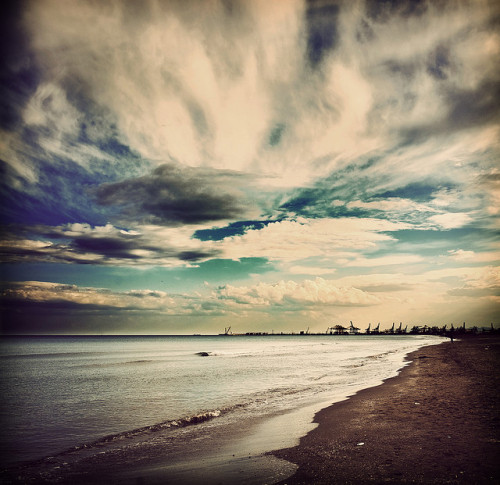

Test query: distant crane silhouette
[333,324,348,335]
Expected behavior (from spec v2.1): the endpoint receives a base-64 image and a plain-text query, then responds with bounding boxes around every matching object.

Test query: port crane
[349,321,360,335]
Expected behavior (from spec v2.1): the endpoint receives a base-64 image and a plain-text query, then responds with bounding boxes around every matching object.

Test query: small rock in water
[196,351,210,357]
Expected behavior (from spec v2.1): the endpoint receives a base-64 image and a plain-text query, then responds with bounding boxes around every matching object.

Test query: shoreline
[272,335,500,484]
[3,336,498,484]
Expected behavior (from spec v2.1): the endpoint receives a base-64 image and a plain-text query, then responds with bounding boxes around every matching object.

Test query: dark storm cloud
[0,0,41,131]
[0,223,220,265]
[365,0,429,23]
[399,79,500,144]
[0,300,121,335]
[0,297,120,314]
[445,80,500,130]
[70,235,143,260]
[306,0,340,66]
[95,163,250,225]
[426,45,450,80]
[0,293,159,335]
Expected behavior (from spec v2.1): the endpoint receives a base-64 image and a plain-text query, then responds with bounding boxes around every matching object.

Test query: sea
[0,334,444,483]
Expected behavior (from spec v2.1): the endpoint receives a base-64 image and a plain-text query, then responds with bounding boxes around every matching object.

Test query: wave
[29,409,226,463]
[76,359,156,368]
[15,383,313,466]
[79,409,223,445]
[0,351,107,360]
[365,349,397,360]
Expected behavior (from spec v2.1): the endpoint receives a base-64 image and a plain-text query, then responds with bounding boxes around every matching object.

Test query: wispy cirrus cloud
[6,0,496,188]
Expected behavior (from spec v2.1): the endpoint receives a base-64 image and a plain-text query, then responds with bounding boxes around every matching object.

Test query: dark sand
[273,335,500,484]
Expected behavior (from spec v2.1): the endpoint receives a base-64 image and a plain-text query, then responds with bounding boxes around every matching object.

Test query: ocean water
[0,334,443,474]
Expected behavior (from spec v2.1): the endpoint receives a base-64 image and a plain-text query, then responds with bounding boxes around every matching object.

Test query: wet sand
[273,335,500,484]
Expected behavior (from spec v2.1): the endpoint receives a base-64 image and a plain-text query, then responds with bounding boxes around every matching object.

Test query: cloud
[95,162,256,225]
[427,212,472,230]
[346,196,477,230]
[215,277,380,307]
[217,217,409,262]
[18,0,306,180]
[1,277,381,322]
[287,265,335,276]
[1,281,166,309]
[279,155,493,232]
[0,1,42,132]
[0,280,226,317]
[1,0,497,231]
[0,0,499,332]
[343,254,423,268]
[447,266,500,298]
[0,223,220,266]
[477,170,500,218]
[1,216,413,268]
[14,0,495,184]
[447,249,500,263]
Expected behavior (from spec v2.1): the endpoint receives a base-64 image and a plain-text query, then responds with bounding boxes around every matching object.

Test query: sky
[0,0,499,334]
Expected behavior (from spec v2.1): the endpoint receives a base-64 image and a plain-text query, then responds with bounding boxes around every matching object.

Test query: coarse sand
[272,335,500,484]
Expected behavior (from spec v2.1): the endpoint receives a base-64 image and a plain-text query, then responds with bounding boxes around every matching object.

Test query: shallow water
[0,334,443,471]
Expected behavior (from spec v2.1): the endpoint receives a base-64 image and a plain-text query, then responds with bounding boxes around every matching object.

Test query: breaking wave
[38,409,226,461]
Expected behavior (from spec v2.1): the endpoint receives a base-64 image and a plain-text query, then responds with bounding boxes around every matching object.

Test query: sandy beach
[2,335,498,484]
[273,335,500,484]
